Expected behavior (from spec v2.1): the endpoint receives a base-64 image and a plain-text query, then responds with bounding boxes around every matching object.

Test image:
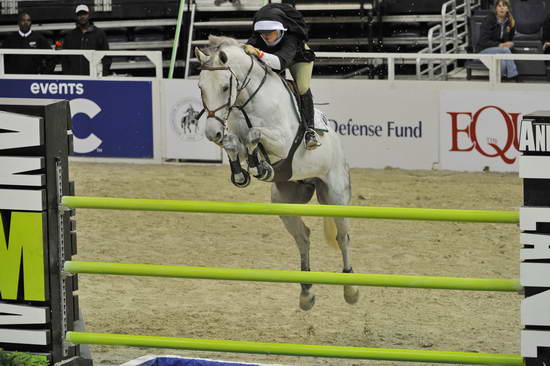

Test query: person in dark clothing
[2,12,53,74]
[61,4,111,76]
[244,3,320,150]
[477,0,518,79]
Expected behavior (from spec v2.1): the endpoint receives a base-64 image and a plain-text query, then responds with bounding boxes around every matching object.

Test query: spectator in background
[2,12,53,74]
[477,0,519,80]
[61,4,111,75]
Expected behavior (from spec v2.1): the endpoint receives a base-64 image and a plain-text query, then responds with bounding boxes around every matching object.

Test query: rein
[198,55,267,129]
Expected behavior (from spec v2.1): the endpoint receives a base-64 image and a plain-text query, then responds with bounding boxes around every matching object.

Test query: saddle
[253,75,330,183]
[279,76,329,133]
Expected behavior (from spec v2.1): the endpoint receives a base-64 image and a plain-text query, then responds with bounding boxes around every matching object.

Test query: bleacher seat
[131,27,166,61]
[465,15,487,79]
[511,0,546,46]
[510,0,547,78]
[382,0,447,14]
[107,33,131,63]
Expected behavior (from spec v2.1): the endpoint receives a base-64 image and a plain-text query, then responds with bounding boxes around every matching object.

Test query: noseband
[198,54,268,130]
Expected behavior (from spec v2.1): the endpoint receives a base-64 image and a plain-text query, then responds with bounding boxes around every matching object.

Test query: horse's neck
[235,63,298,136]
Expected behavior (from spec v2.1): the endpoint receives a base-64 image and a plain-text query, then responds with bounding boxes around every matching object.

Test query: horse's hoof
[257,161,273,182]
[231,170,250,188]
[344,286,360,305]
[299,293,316,311]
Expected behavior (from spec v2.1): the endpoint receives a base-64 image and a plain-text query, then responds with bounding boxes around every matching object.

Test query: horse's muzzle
[205,128,224,145]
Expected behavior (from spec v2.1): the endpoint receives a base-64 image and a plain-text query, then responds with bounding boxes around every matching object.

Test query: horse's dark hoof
[257,161,273,182]
[231,170,250,188]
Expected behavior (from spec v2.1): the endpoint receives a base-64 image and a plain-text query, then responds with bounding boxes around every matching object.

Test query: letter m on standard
[0,109,47,302]
[0,212,46,301]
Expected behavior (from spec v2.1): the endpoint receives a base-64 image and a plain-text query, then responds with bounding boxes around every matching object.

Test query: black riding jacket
[2,31,52,74]
[61,24,111,75]
[247,3,315,69]
[477,12,516,51]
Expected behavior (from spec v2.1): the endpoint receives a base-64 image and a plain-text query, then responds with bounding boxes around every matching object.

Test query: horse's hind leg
[316,174,359,305]
[272,181,316,310]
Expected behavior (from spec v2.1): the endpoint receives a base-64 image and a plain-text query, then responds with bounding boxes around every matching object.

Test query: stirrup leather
[304,129,321,150]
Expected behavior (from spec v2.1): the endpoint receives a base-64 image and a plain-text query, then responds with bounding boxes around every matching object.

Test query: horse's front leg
[245,127,290,182]
[246,127,288,158]
[222,134,250,188]
[244,128,274,182]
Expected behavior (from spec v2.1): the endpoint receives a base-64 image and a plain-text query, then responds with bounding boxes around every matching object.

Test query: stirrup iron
[304,129,321,150]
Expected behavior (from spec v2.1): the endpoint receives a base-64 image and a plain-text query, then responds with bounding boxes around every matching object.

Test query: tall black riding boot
[300,89,321,150]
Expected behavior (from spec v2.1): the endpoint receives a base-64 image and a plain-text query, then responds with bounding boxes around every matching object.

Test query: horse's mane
[201,34,276,77]
[208,35,241,49]
[203,35,243,58]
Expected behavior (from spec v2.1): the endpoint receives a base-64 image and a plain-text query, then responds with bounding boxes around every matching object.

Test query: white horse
[195,36,358,310]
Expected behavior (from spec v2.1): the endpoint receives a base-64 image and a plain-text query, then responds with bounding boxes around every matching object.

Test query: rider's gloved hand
[243,44,262,58]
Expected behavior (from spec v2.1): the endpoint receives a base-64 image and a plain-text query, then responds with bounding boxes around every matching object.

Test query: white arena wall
[0,72,548,172]
[163,78,550,172]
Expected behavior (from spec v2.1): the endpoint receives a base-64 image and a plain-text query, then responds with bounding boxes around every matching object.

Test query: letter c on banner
[70,98,103,154]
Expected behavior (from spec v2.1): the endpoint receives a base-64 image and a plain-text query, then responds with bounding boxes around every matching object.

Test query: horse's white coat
[196,36,358,310]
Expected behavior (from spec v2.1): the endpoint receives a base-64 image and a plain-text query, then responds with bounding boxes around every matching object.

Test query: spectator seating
[382,0,448,14]
[510,0,547,78]
[187,0,455,78]
[464,14,487,79]
[466,0,550,81]
[0,0,507,79]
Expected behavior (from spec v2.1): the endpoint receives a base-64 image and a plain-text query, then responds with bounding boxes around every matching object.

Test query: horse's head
[196,35,252,144]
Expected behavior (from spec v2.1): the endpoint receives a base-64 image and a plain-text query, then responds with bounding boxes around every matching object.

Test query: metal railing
[315,51,550,83]
[418,0,481,80]
[184,2,197,79]
[0,49,163,78]
[2,49,548,84]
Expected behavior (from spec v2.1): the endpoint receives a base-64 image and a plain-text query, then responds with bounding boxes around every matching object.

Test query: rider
[244,3,321,150]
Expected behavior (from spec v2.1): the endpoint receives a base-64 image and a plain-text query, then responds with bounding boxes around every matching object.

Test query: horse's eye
[222,85,229,92]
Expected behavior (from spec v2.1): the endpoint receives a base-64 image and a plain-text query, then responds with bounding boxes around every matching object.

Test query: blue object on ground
[135,356,260,366]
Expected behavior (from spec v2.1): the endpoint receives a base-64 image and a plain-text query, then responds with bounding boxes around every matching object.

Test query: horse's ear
[195,47,210,64]
[219,51,228,64]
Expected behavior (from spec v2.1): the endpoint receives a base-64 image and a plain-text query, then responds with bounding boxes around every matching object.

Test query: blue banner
[0,79,153,158]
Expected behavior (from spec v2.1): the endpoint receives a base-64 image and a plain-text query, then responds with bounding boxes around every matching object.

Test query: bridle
[198,54,269,131]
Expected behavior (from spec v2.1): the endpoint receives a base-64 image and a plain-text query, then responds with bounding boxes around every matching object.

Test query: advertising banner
[0,79,154,158]
[162,79,222,161]
[162,79,440,169]
[440,91,550,172]
[311,80,439,170]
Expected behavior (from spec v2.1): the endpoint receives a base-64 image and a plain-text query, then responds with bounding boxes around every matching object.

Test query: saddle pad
[314,109,330,132]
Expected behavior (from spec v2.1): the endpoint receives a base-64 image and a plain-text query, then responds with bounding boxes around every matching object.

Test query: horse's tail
[323,217,339,249]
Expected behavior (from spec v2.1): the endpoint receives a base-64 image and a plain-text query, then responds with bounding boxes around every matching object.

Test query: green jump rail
[61,196,519,224]
[66,332,523,366]
[64,261,521,292]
